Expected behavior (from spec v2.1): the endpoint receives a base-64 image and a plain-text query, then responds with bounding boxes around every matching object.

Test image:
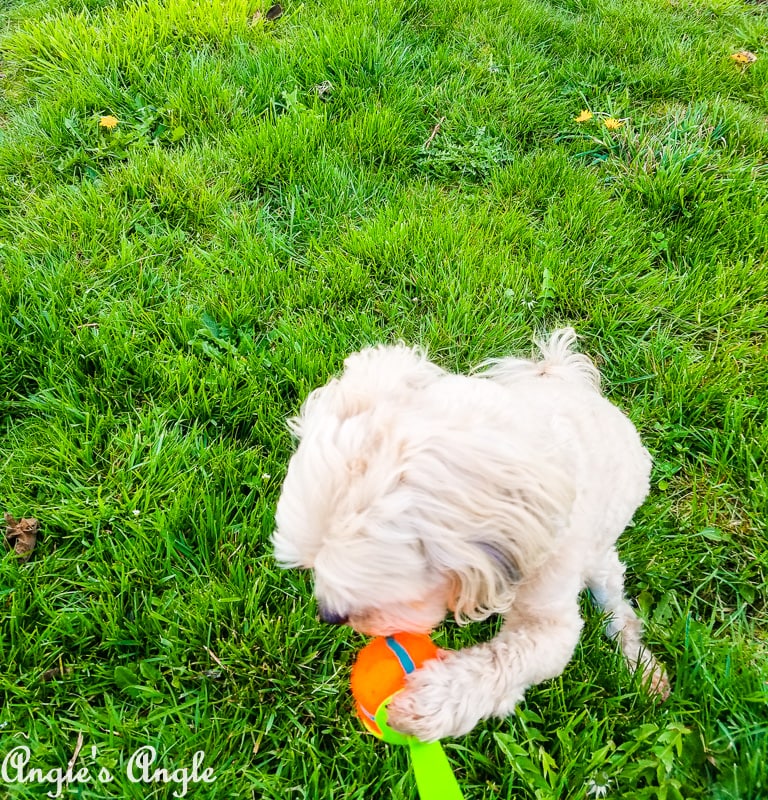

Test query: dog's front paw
[385,652,491,742]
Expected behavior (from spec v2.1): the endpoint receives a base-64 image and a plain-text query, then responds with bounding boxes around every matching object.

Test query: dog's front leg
[386,603,583,742]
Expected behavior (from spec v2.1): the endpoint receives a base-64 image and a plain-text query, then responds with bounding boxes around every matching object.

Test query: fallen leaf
[99,115,119,130]
[250,4,283,25]
[574,109,593,123]
[41,666,72,682]
[731,50,757,66]
[4,513,38,561]
[604,117,624,130]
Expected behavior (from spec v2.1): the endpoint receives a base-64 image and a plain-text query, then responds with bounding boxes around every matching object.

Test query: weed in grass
[418,125,515,181]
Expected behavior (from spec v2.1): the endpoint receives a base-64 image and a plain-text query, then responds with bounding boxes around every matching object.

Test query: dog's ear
[439,534,532,622]
[411,445,576,623]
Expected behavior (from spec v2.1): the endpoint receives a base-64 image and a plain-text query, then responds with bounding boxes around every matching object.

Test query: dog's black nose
[318,607,348,625]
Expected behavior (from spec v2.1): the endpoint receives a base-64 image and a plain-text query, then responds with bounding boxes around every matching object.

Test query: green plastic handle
[374,697,464,800]
[408,738,464,800]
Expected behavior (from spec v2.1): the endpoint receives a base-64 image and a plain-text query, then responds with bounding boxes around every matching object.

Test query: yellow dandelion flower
[604,117,624,130]
[574,109,593,123]
[731,50,757,66]
[99,115,119,130]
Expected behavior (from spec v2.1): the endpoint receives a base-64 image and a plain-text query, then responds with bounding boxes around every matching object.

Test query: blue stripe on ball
[385,636,416,674]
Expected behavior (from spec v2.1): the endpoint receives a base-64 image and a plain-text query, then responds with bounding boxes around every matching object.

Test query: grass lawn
[1,0,767,796]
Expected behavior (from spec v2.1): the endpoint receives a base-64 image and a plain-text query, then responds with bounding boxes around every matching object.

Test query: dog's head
[272,345,574,636]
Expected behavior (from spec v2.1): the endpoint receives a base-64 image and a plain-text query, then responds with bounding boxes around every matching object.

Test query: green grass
[1,0,766,796]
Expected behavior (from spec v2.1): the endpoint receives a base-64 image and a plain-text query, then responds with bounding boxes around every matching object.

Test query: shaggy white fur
[273,329,669,741]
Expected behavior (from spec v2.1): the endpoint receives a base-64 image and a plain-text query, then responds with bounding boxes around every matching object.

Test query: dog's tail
[477,327,601,392]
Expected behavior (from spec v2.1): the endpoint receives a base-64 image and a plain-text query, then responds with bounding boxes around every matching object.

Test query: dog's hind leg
[587,548,670,699]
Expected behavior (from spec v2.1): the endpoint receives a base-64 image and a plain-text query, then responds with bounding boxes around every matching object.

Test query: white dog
[273,329,669,741]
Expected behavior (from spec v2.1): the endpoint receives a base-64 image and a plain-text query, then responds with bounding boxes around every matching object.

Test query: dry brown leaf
[4,513,38,561]
[250,4,283,25]
[41,666,72,682]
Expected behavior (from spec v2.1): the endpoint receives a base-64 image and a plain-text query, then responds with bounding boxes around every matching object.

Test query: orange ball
[350,633,440,736]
